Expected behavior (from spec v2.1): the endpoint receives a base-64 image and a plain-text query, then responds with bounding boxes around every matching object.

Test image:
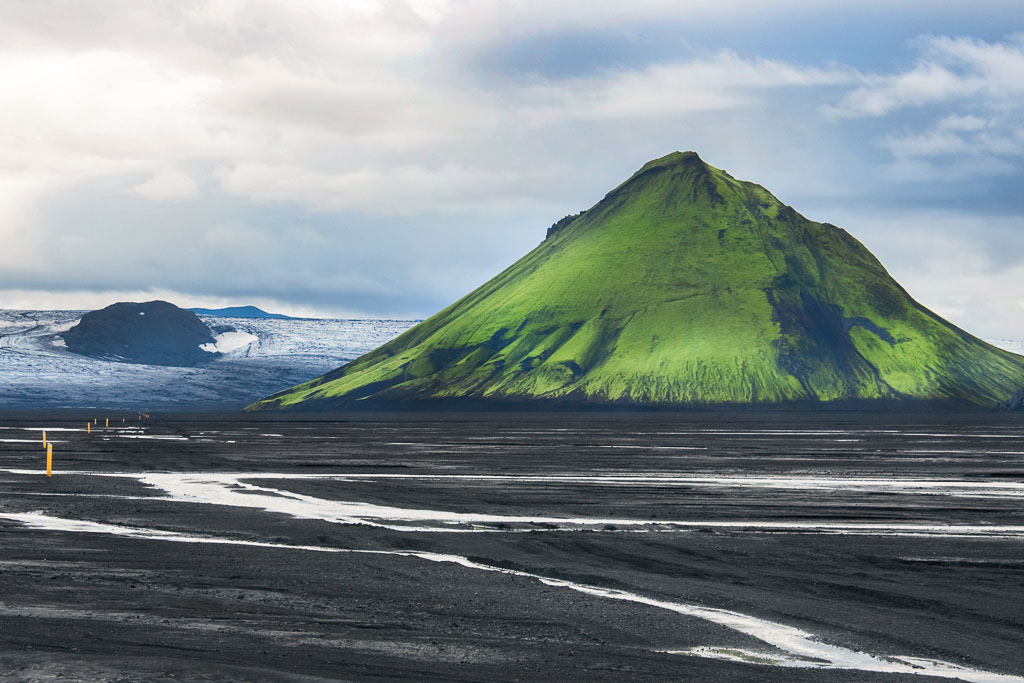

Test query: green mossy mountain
[249,152,1024,411]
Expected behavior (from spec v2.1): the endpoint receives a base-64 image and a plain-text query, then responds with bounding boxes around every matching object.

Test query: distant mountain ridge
[249,151,1024,411]
[191,306,292,319]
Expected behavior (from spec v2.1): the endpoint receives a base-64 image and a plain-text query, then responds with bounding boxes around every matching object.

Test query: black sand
[0,412,1022,681]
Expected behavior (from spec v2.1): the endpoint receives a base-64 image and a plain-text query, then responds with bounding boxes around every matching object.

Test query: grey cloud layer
[0,1,1021,335]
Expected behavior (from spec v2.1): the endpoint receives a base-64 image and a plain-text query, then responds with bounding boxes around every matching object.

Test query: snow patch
[199,331,258,354]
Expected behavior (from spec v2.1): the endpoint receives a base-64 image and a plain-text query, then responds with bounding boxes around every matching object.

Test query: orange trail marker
[42,431,47,448]
[87,422,91,434]
[46,444,52,478]
[105,418,109,428]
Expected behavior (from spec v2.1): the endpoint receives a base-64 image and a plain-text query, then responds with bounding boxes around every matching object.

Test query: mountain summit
[249,152,1024,410]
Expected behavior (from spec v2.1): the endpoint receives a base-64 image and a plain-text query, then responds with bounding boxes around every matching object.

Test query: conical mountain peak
[250,153,1024,411]
[604,150,721,203]
[638,150,706,170]
[549,152,777,245]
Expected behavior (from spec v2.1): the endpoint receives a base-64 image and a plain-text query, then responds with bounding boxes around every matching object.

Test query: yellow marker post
[46,444,52,478]
[87,422,91,434]
[42,431,47,448]
[105,418,109,428]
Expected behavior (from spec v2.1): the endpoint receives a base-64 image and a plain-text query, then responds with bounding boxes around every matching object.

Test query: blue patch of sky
[471,4,1022,81]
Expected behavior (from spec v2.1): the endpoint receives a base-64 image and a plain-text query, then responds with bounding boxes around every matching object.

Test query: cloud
[829,35,1024,118]
[938,114,987,132]
[821,35,1024,188]
[829,62,965,118]
[0,2,1021,335]
[134,168,200,201]
[206,48,849,213]
[216,162,567,215]
[0,0,857,221]
[882,114,1024,159]
[883,127,1024,160]
[508,53,853,126]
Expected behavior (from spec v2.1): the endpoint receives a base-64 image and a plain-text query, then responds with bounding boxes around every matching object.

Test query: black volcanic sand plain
[0,412,1022,681]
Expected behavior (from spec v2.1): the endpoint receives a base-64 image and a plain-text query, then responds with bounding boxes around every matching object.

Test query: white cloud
[134,168,200,201]
[882,121,1024,159]
[938,114,987,131]
[883,130,974,157]
[204,49,850,212]
[0,2,1020,333]
[830,36,1024,118]
[824,35,1024,186]
[830,62,964,118]
[0,1,857,222]
[510,53,853,126]
[216,161,566,215]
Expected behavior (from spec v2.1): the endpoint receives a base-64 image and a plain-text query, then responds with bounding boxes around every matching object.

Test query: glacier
[0,310,416,409]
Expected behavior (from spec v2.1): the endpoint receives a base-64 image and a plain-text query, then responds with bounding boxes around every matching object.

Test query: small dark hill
[191,306,292,319]
[62,301,220,367]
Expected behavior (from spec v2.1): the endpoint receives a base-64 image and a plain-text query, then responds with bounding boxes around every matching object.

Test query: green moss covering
[249,151,1024,411]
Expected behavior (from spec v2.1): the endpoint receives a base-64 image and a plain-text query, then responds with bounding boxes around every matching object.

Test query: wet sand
[0,412,1022,681]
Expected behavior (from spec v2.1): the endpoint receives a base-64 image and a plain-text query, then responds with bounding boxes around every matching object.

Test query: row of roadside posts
[42,414,149,478]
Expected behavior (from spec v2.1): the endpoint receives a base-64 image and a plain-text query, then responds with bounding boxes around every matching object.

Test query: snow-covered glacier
[0,310,416,409]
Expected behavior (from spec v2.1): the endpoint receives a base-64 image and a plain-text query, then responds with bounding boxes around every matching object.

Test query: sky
[1,1,1023,336]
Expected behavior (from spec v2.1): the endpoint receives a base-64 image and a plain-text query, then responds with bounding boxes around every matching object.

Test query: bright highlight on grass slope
[249,152,1024,410]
